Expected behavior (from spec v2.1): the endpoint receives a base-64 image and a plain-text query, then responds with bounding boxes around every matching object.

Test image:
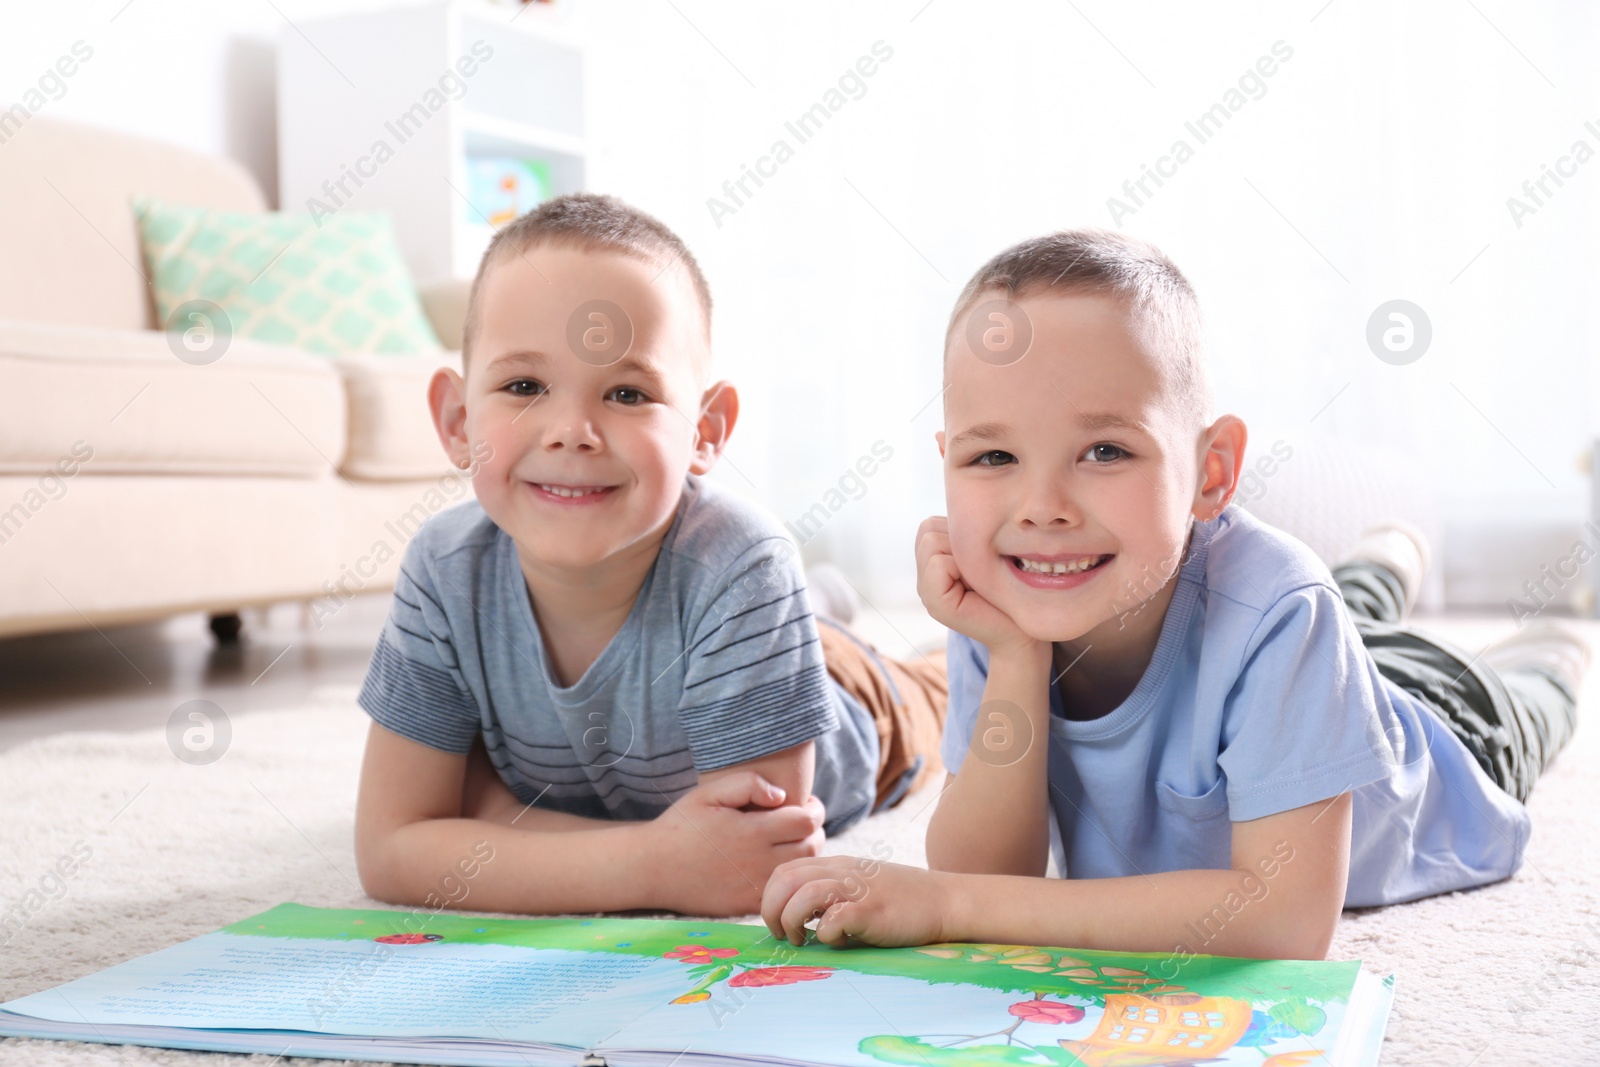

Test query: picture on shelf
[467,156,555,227]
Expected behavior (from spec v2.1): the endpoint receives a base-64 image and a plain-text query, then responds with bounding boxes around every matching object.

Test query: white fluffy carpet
[3,624,1598,1066]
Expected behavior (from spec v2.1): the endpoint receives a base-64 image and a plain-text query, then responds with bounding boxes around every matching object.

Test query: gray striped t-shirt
[356,474,879,834]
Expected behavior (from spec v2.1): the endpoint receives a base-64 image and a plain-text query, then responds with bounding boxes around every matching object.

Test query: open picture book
[0,902,1394,1066]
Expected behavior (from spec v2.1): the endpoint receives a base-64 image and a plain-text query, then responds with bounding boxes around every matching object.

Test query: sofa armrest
[330,351,462,482]
[418,278,472,352]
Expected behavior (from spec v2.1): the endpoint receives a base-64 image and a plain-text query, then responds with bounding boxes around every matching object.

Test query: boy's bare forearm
[366,815,658,914]
[925,644,1053,877]
[481,801,633,833]
[937,865,1333,961]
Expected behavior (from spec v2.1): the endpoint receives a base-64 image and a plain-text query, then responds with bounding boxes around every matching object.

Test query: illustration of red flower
[728,966,835,988]
[663,944,740,964]
[1008,998,1085,1024]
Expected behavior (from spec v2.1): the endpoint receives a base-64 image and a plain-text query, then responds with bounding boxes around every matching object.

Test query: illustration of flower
[664,944,740,964]
[1007,998,1085,1024]
[728,966,835,988]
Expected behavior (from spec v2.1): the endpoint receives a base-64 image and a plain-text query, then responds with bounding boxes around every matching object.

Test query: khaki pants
[816,617,949,812]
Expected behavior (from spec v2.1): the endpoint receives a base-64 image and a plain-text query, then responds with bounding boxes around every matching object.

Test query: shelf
[450,4,583,137]
[454,0,582,49]
[460,111,586,159]
[279,1,586,286]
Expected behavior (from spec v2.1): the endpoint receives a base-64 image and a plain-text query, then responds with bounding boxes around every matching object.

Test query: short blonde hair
[462,193,713,367]
[947,229,1213,432]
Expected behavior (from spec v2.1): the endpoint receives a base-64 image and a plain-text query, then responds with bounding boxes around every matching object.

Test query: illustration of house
[1058,993,1254,1066]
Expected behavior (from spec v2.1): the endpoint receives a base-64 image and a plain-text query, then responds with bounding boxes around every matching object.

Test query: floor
[3,603,1596,1066]
[0,600,390,753]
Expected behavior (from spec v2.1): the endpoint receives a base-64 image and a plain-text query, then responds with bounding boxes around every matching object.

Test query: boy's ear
[690,380,740,475]
[1194,414,1248,520]
[429,367,474,470]
[935,430,946,459]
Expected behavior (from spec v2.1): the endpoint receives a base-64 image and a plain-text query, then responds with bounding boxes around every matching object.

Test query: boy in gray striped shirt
[354,194,946,918]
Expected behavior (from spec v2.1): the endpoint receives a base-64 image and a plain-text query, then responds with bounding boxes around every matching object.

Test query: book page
[604,935,1375,1067]
[2,905,693,1048]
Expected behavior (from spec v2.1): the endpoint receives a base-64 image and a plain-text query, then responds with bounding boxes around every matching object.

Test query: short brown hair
[461,193,713,364]
[948,228,1212,431]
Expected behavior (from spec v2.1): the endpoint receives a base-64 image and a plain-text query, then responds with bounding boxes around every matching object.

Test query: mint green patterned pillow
[134,198,442,356]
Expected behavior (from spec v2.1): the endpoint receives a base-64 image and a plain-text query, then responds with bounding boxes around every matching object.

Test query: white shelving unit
[277,1,585,285]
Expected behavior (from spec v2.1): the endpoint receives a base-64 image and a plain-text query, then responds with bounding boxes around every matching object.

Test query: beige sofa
[0,117,471,640]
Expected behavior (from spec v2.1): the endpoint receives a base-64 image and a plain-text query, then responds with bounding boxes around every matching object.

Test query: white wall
[5,0,1596,612]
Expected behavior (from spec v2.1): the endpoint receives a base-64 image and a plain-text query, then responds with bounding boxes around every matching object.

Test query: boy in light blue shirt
[938,506,1540,910]
[763,229,1585,959]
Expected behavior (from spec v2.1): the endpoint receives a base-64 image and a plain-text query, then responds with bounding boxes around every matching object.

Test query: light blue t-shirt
[940,504,1530,907]
[359,474,881,836]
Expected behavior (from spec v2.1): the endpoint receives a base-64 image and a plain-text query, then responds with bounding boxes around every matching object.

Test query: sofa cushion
[332,351,462,481]
[134,198,443,357]
[417,279,471,351]
[0,473,340,638]
[0,321,345,477]
[0,117,266,333]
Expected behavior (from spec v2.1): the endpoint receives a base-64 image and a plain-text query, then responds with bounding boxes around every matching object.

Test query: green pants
[1332,561,1578,804]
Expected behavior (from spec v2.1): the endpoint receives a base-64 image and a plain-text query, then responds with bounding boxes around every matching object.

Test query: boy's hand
[916,516,1043,658]
[761,855,952,948]
[645,772,826,916]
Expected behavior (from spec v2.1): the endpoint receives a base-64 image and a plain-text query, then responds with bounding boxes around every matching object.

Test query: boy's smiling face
[432,245,730,574]
[940,289,1237,646]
